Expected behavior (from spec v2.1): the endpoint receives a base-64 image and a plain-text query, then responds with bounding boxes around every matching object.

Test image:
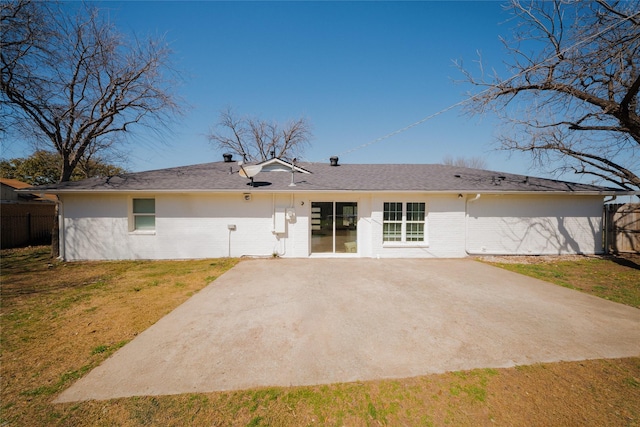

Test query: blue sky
[8,1,546,176]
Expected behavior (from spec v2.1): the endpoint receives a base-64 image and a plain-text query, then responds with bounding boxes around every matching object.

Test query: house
[1,178,56,248]
[24,155,628,260]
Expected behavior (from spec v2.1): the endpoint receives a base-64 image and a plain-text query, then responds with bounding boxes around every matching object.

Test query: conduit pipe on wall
[276,193,296,257]
[272,193,276,232]
[271,193,294,257]
[464,194,482,256]
[273,194,284,256]
[227,224,237,257]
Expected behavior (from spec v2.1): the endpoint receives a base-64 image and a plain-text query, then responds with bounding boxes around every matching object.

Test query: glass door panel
[311,202,357,254]
[311,202,334,253]
[335,202,357,253]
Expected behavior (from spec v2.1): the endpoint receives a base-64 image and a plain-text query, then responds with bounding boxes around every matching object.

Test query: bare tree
[1,1,181,182]
[441,155,488,169]
[1,1,182,256]
[458,0,640,190]
[209,107,312,162]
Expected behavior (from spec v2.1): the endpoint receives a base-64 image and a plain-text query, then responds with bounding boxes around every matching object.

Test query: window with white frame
[132,198,155,231]
[383,202,403,242]
[383,202,426,243]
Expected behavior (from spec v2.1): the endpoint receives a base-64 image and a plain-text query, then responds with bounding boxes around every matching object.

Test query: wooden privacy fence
[604,203,640,254]
[1,202,56,249]
[1,213,55,249]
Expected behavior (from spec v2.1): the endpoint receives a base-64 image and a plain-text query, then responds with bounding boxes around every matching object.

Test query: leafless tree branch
[1,0,183,257]
[459,0,640,190]
[208,107,312,162]
[1,0,182,182]
[441,155,488,169]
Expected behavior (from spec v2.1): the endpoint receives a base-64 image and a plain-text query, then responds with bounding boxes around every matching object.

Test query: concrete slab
[54,259,640,403]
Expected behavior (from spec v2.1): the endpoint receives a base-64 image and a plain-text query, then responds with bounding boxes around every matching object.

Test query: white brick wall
[61,193,300,260]
[59,191,604,260]
[466,194,604,255]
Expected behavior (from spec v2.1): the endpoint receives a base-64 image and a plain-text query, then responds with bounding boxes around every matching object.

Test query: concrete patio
[55,258,640,403]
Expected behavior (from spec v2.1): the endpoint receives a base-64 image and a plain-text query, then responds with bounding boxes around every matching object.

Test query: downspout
[464,194,481,256]
[602,195,616,254]
[60,197,65,260]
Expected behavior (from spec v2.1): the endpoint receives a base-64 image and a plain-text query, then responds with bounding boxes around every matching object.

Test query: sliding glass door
[311,202,357,254]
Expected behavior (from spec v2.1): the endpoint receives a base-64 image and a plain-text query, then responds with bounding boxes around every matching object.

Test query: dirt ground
[477,253,640,265]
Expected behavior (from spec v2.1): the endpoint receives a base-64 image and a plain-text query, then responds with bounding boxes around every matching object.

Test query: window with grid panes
[383,202,402,242]
[382,202,426,243]
[406,202,425,241]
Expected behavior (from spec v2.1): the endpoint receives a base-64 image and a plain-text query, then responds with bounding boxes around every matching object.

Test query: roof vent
[330,156,339,167]
[223,153,233,163]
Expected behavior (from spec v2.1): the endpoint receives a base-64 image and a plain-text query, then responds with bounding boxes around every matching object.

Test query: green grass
[486,257,640,308]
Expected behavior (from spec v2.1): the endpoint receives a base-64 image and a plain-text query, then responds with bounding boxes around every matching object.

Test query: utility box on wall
[274,208,286,234]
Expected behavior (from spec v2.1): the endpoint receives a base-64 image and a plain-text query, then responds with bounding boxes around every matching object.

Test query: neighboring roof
[1,178,35,190]
[1,178,57,202]
[21,160,628,195]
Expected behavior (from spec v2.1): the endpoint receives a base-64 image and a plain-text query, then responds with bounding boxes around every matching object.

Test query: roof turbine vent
[223,153,233,163]
[330,156,339,167]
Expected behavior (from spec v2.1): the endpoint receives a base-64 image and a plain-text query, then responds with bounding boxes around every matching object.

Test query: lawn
[1,247,639,426]
[480,254,640,308]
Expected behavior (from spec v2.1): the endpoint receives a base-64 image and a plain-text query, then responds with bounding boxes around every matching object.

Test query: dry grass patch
[1,246,238,426]
[17,359,640,426]
[1,247,639,426]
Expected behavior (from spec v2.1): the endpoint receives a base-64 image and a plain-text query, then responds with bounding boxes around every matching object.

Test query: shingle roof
[23,160,625,195]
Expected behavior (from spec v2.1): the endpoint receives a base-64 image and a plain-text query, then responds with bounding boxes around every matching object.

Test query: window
[132,198,155,231]
[383,202,402,242]
[406,202,425,242]
[383,202,426,243]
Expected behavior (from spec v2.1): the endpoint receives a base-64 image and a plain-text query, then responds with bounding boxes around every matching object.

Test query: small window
[132,198,155,231]
[383,202,426,243]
